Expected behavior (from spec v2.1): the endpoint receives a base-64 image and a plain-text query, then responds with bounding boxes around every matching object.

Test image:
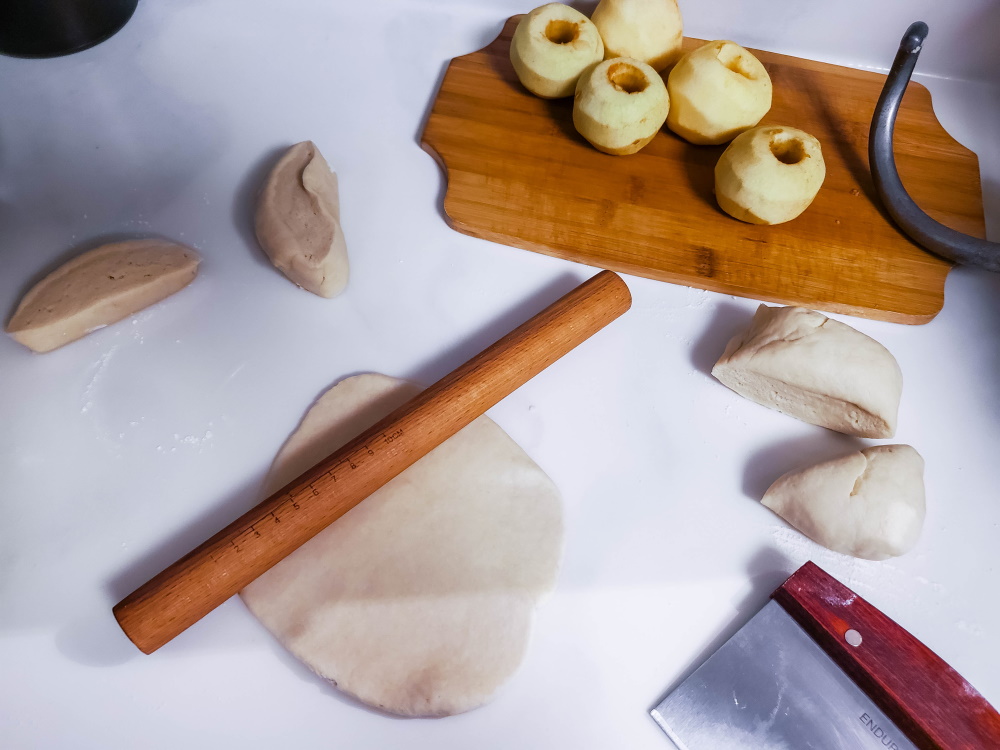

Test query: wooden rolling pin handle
[114,270,632,654]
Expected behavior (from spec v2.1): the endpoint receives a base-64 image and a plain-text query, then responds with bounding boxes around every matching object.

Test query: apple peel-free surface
[574,57,670,155]
[509,3,604,99]
[240,373,563,717]
[715,126,826,225]
[591,0,684,72]
[667,40,772,146]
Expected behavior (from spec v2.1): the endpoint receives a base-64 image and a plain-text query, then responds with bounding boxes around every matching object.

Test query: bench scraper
[651,562,1000,749]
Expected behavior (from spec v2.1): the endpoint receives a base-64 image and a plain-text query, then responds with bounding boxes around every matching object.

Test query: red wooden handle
[772,561,1000,749]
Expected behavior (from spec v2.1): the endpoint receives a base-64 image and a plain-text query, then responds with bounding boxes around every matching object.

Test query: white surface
[1,1,998,748]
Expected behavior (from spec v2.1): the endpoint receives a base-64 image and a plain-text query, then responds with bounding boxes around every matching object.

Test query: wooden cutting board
[420,17,987,324]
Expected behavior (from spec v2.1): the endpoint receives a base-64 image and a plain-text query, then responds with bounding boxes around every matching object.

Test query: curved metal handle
[869,21,1000,272]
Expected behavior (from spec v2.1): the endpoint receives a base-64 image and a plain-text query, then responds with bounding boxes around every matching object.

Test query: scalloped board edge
[422,17,986,324]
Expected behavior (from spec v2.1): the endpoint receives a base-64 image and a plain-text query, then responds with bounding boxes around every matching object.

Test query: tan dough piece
[254,141,349,298]
[762,444,926,560]
[712,305,902,438]
[5,239,199,353]
[240,373,563,717]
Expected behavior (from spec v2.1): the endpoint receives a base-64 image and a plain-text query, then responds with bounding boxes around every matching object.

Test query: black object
[869,21,1000,272]
[0,0,139,58]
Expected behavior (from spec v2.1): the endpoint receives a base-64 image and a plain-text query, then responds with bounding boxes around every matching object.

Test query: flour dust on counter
[240,373,563,717]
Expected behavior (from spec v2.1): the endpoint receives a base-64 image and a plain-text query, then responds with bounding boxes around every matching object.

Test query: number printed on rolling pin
[209,428,406,562]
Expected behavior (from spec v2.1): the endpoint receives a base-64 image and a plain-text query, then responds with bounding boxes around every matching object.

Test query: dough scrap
[762,444,925,561]
[254,141,349,298]
[5,239,199,353]
[240,373,563,717]
[712,305,902,438]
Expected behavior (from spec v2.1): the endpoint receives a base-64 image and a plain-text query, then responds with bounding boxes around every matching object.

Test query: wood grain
[114,270,632,654]
[773,561,1000,748]
[421,17,987,324]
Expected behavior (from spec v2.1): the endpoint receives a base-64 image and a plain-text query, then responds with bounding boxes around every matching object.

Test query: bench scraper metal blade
[651,562,1000,749]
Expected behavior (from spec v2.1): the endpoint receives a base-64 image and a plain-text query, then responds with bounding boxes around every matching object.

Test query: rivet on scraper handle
[113,270,632,654]
[774,562,1000,749]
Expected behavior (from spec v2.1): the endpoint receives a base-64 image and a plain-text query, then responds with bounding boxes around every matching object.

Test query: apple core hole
[771,137,807,165]
[717,44,754,79]
[545,20,580,45]
[607,62,648,94]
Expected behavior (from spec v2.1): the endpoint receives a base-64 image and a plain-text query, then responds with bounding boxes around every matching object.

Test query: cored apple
[667,40,772,145]
[509,4,605,99]
[590,0,684,72]
[714,125,826,224]
[573,57,670,155]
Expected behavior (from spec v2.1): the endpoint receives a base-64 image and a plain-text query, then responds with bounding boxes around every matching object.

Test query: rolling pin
[114,270,632,653]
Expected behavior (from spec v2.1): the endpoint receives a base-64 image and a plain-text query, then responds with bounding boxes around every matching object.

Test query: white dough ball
[712,304,902,438]
[762,445,926,561]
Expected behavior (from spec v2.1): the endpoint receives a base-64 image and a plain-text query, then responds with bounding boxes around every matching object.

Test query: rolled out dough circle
[240,373,563,716]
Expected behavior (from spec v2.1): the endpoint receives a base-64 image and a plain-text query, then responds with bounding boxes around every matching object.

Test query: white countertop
[2,1,998,747]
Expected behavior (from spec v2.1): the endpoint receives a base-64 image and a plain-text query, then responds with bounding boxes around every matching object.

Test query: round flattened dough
[240,373,563,717]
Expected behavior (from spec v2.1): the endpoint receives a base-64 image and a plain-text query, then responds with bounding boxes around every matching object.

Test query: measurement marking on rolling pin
[208,428,406,564]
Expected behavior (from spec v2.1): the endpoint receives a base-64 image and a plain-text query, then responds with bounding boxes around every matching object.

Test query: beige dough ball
[666,40,772,145]
[715,126,826,225]
[590,0,684,72]
[509,3,604,99]
[573,57,670,155]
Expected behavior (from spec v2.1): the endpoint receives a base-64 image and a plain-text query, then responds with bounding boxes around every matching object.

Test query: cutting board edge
[896,79,986,236]
[418,16,970,326]
[429,203,944,325]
